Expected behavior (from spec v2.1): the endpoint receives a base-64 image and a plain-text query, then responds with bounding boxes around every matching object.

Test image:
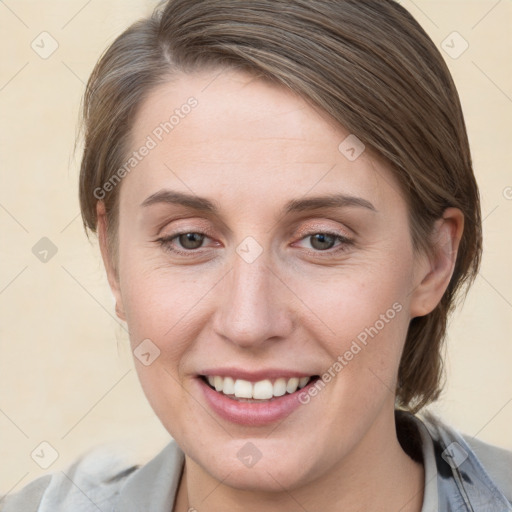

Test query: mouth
[195,368,322,425]
[200,374,320,402]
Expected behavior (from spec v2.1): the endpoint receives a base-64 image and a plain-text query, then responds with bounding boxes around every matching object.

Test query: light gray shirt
[1,411,511,511]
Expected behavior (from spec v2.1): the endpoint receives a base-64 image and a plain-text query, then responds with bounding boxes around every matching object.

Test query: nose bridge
[213,247,293,348]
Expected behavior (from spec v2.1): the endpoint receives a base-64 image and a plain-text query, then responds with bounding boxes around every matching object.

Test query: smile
[197,372,321,426]
[202,375,315,401]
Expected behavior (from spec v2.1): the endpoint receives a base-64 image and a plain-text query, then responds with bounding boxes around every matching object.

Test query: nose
[212,251,295,350]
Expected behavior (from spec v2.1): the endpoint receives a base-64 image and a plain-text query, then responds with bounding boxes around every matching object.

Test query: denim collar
[409,411,512,511]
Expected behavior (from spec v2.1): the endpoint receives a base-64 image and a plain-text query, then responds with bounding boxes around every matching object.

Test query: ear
[409,207,464,318]
[97,202,126,321]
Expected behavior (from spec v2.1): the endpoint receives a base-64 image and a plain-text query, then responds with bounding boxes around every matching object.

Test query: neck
[173,410,424,512]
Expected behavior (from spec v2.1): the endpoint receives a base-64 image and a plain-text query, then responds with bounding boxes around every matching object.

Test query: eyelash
[155,230,353,258]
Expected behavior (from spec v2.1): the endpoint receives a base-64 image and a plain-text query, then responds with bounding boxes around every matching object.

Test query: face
[100,68,448,492]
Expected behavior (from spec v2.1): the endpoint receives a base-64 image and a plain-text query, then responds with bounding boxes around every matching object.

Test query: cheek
[117,233,196,339]
[120,270,198,355]
[288,252,413,346]
[117,250,223,394]
[119,267,204,436]
[287,254,413,404]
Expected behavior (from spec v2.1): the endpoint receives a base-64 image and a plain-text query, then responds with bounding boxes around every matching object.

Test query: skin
[97,68,464,512]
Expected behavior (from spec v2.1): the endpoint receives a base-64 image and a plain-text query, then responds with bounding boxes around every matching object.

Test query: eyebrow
[141,190,377,214]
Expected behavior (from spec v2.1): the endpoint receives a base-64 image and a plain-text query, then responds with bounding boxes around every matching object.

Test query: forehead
[123,68,405,217]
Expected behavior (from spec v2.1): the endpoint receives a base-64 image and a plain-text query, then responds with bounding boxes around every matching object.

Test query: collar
[410,411,512,511]
[115,440,184,512]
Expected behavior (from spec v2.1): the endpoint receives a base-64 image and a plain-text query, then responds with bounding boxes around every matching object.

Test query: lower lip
[197,377,317,427]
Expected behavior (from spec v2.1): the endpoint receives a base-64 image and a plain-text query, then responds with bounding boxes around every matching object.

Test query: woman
[2,0,511,511]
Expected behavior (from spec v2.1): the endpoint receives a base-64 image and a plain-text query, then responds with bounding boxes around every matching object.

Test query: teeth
[273,378,287,397]
[234,379,253,398]
[223,376,235,395]
[286,377,299,394]
[214,376,224,392]
[298,377,309,389]
[253,380,274,399]
[205,375,312,399]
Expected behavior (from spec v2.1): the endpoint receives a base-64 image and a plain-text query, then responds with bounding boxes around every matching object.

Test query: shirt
[1,410,511,511]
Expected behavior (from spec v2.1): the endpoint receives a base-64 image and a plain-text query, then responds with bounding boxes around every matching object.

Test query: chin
[206,457,313,493]
[183,437,325,493]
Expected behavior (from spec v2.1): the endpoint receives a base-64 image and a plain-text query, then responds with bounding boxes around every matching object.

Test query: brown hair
[78,0,482,412]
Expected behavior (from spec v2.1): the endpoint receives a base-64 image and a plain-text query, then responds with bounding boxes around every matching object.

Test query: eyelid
[156,219,216,239]
[293,220,354,240]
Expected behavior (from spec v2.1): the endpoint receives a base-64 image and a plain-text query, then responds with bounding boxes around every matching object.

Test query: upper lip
[199,368,316,382]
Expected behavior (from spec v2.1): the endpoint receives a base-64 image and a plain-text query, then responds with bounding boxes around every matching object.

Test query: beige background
[0,0,511,496]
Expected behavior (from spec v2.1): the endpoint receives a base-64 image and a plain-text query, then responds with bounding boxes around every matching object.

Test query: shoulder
[418,410,512,508]
[462,432,512,503]
[0,443,143,512]
[0,475,52,512]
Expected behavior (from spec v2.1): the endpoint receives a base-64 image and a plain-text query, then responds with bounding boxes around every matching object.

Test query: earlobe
[96,202,126,321]
[409,208,464,318]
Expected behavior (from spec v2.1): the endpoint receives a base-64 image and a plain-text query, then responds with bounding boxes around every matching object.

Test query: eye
[155,229,353,258]
[174,232,206,250]
[156,231,213,255]
[294,231,353,254]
